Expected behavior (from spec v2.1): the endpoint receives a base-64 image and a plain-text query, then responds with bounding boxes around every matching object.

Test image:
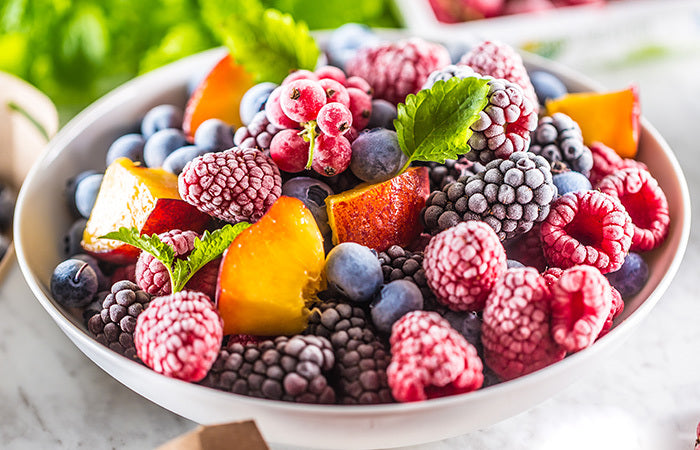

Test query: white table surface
[3,29,700,450]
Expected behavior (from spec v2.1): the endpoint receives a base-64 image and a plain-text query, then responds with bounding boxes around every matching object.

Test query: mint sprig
[395,77,490,173]
[201,0,320,84]
[100,222,250,294]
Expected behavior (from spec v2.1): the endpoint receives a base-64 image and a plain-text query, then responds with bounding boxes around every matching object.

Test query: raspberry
[134,290,222,382]
[482,268,565,380]
[588,141,648,187]
[529,113,593,177]
[387,311,483,402]
[233,111,282,152]
[540,190,633,274]
[597,167,670,252]
[466,77,538,164]
[598,286,623,339]
[135,229,219,298]
[87,280,151,360]
[178,147,282,224]
[346,38,450,105]
[541,266,563,288]
[459,40,538,108]
[503,224,547,272]
[201,335,336,404]
[423,221,507,311]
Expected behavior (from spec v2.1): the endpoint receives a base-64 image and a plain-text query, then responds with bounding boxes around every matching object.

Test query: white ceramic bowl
[14,45,690,449]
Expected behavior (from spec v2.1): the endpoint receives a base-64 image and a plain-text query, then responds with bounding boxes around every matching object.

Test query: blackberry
[529,113,593,177]
[233,110,282,152]
[86,280,151,360]
[305,301,393,404]
[421,151,556,240]
[377,245,433,302]
[416,158,485,191]
[201,335,336,404]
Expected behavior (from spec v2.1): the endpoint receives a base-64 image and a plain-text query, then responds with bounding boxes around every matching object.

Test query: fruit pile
[51,25,669,405]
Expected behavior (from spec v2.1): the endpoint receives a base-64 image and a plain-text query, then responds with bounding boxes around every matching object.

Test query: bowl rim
[13,46,692,419]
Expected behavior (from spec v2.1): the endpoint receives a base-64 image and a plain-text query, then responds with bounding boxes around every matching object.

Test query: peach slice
[545,85,640,158]
[216,196,325,336]
[82,157,210,264]
[326,167,430,252]
[182,52,255,140]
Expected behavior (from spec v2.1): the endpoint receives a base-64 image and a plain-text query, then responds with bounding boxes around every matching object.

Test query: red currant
[265,86,299,129]
[311,134,352,177]
[315,65,347,85]
[317,103,353,137]
[280,80,327,123]
[319,78,350,108]
[282,69,319,85]
[346,76,372,95]
[347,87,372,131]
[270,129,309,173]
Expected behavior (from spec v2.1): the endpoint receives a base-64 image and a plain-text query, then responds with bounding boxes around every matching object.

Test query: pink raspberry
[550,265,612,353]
[459,40,538,108]
[540,190,633,274]
[387,310,483,402]
[346,38,451,105]
[179,147,282,224]
[597,167,670,252]
[134,290,223,382]
[589,141,648,187]
[482,267,565,380]
[598,286,623,339]
[541,266,563,288]
[424,221,507,312]
[135,229,219,298]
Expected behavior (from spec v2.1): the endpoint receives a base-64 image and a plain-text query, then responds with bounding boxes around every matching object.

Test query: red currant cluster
[267,66,373,176]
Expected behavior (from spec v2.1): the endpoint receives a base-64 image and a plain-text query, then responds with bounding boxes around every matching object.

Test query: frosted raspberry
[541,266,563,288]
[589,141,647,187]
[135,229,219,298]
[135,290,223,382]
[482,267,565,380]
[598,167,670,252]
[598,286,623,339]
[550,265,612,353]
[459,40,538,108]
[387,310,483,402]
[424,221,507,311]
[346,38,450,105]
[179,147,282,224]
[467,77,538,164]
[540,190,633,274]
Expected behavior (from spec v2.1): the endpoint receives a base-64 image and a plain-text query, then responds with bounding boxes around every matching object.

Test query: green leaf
[395,77,490,171]
[101,227,175,266]
[201,0,320,84]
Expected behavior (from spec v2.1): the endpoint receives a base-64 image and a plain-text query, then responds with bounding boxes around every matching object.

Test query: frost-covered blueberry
[367,99,397,130]
[350,128,406,183]
[74,173,104,218]
[239,82,277,126]
[141,104,183,139]
[143,128,188,168]
[50,259,99,308]
[370,279,423,333]
[106,133,146,166]
[193,118,234,152]
[325,242,383,302]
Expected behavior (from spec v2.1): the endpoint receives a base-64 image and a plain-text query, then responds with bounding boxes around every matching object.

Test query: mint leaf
[395,77,490,172]
[201,0,320,84]
[101,227,175,266]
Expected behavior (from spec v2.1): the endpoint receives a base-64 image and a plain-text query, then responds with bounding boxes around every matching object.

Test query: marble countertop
[4,24,700,450]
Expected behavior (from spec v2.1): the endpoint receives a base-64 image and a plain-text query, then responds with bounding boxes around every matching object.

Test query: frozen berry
[193,118,234,152]
[311,134,352,177]
[605,252,649,299]
[282,177,333,236]
[135,290,223,382]
[64,170,99,217]
[234,110,282,151]
[62,218,87,257]
[72,253,109,291]
[270,129,310,173]
[422,64,477,90]
[325,242,383,302]
[423,221,507,311]
[265,86,300,129]
[318,78,350,107]
[347,87,372,131]
[280,79,327,123]
[350,128,406,183]
[74,172,103,219]
[143,128,188,168]
[51,259,99,308]
[317,102,353,137]
[371,279,424,334]
[503,224,547,272]
[106,133,145,166]
[162,145,211,175]
[388,310,483,402]
[367,99,397,130]
[282,69,319,85]
[598,286,623,339]
[141,104,183,139]
[315,65,347,85]
[529,113,593,177]
[552,170,592,196]
[239,81,277,126]
[324,23,380,69]
[589,141,648,187]
[529,70,567,105]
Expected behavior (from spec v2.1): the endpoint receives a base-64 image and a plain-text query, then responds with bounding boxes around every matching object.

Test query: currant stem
[304,121,318,170]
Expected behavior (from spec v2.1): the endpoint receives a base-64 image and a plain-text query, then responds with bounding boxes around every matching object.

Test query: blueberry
[325,242,383,302]
[325,23,380,69]
[194,118,234,152]
[106,133,146,166]
[62,218,87,258]
[0,182,16,233]
[441,310,483,352]
[72,253,109,291]
[239,82,277,126]
[552,171,591,197]
[445,41,472,64]
[370,279,423,333]
[74,173,104,218]
[50,259,99,308]
[530,71,568,106]
[507,259,525,269]
[350,128,406,183]
[367,100,397,130]
[605,252,649,299]
[282,177,334,235]
[140,104,183,139]
[143,128,188,168]
[65,170,99,217]
[162,145,211,175]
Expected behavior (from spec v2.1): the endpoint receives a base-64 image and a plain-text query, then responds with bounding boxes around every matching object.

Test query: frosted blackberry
[305,301,393,404]
[422,151,556,240]
[233,110,283,152]
[86,280,151,360]
[417,158,485,191]
[377,245,433,302]
[529,113,593,177]
[201,335,336,404]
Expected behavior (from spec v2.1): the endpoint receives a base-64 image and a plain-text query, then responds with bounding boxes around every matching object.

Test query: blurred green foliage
[0,0,399,122]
